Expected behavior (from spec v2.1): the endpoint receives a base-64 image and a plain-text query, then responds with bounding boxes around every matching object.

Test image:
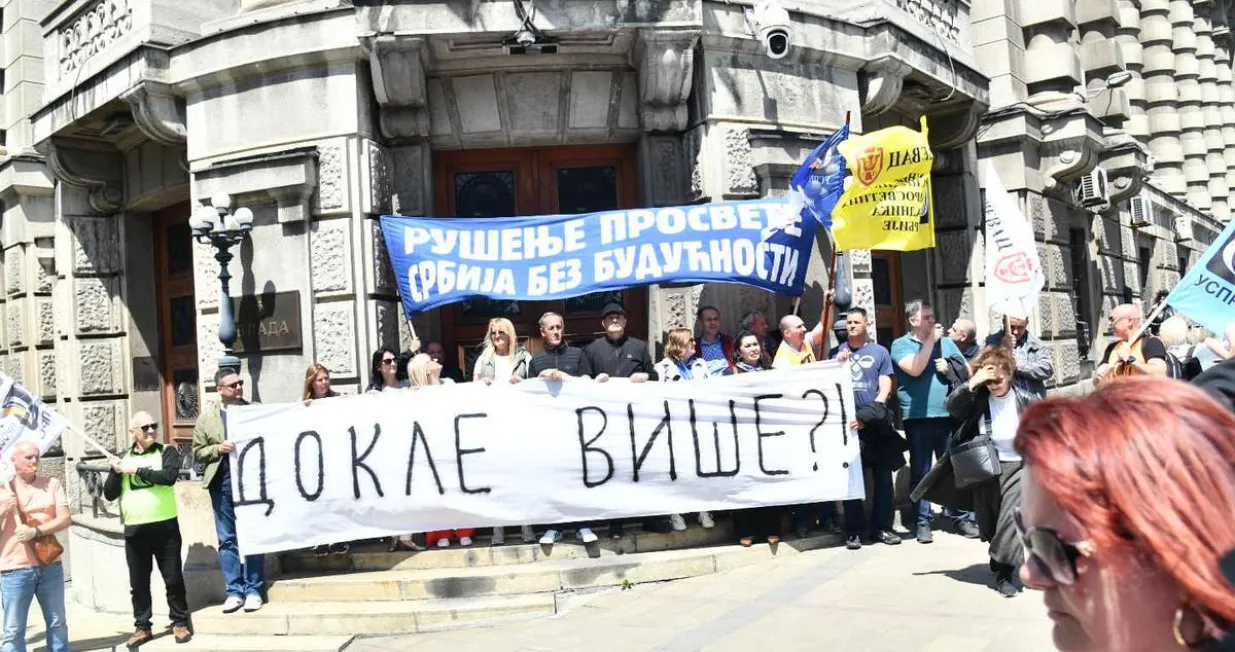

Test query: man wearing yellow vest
[102,411,191,649]
[1095,303,1169,384]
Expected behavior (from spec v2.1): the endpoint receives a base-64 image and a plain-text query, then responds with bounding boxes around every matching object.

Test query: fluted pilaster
[1118,0,1149,141]
[1197,2,1228,220]
[1143,0,1185,192]
[1172,0,1207,207]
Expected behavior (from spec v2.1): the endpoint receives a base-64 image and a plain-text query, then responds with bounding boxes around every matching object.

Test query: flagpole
[814,110,852,333]
[1128,294,1171,347]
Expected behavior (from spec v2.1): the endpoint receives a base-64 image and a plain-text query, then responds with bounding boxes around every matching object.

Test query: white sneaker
[520,525,536,543]
[491,528,506,546]
[437,538,451,548]
[670,514,687,531]
[222,596,244,614]
[459,536,473,547]
[243,594,263,612]
[577,527,599,543]
[699,511,715,529]
[539,529,562,545]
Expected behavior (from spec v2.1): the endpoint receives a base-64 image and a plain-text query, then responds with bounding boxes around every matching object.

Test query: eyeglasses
[490,331,506,338]
[381,357,397,366]
[221,380,244,390]
[1014,508,1095,586]
[137,424,158,432]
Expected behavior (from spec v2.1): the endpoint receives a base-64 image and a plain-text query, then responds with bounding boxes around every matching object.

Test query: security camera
[752,0,793,60]
[514,29,536,48]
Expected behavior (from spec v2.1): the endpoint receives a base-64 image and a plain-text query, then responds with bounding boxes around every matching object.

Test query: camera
[752,0,793,59]
[514,29,536,48]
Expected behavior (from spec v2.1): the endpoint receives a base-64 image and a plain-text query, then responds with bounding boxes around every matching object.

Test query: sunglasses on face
[381,357,397,366]
[490,331,506,338]
[221,380,244,390]
[137,424,158,432]
[1014,508,1096,586]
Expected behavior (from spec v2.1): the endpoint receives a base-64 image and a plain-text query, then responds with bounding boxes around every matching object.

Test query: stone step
[189,594,557,637]
[135,634,355,652]
[269,532,841,603]
[279,521,737,573]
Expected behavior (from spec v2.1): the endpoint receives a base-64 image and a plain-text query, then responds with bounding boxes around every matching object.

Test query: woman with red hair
[1015,378,1235,650]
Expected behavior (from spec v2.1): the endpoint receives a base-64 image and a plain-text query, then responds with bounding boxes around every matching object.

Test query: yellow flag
[832,117,936,252]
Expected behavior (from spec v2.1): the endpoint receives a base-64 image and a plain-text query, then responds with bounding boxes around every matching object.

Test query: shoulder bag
[951,413,1001,490]
[10,480,63,566]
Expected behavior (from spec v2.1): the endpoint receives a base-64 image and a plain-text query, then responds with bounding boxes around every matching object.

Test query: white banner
[0,372,68,482]
[982,161,1044,319]
[226,363,862,556]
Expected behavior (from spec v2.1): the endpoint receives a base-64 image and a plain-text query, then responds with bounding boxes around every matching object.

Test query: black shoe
[329,542,350,555]
[916,525,934,544]
[955,520,980,539]
[844,534,862,550]
[313,544,329,557]
[641,518,673,534]
[997,577,1018,597]
[824,522,843,535]
[875,530,902,545]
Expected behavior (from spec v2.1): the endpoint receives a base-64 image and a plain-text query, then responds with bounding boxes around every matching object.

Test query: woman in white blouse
[473,318,532,385]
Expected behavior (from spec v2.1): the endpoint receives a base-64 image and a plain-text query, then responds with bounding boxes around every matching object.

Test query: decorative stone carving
[632,29,700,132]
[197,315,223,387]
[36,300,53,345]
[649,136,686,206]
[937,231,971,284]
[316,144,346,214]
[686,129,705,201]
[852,279,876,319]
[896,0,963,43]
[930,104,987,151]
[66,217,121,276]
[74,277,119,334]
[366,142,393,215]
[81,402,120,453]
[42,144,123,214]
[1040,140,1102,192]
[662,290,689,330]
[7,354,26,388]
[1100,136,1152,205]
[194,240,221,310]
[120,82,187,146]
[390,145,428,216]
[313,303,357,377]
[58,0,133,76]
[375,300,399,353]
[363,35,431,140]
[933,175,970,229]
[1039,243,1070,289]
[848,249,872,274]
[724,128,759,196]
[310,219,351,295]
[34,253,54,295]
[5,247,24,297]
[861,58,912,116]
[79,340,122,396]
[369,221,397,296]
[38,351,56,399]
[7,304,24,348]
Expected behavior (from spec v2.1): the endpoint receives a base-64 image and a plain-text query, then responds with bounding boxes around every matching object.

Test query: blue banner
[789,125,849,229]
[1168,219,1235,334]
[380,199,815,315]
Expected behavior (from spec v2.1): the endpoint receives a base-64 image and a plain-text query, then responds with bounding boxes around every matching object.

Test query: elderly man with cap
[583,302,659,538]
[103,411,191,648]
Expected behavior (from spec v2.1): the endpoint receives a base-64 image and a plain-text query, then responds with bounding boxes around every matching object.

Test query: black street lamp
[190,194,254,373]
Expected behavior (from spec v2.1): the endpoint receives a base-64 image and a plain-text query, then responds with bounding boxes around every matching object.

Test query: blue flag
[1167,219,1235,334]
[380,199,816,315]
[788,124,849,229]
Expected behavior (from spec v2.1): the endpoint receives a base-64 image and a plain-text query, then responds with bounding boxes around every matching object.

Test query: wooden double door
[434,145,646,376]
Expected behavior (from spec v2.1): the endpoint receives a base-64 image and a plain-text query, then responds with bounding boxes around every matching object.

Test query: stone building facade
[0,0,1225,586]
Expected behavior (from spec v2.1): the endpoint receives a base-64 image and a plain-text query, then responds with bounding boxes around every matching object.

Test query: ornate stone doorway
[432,144,645,376]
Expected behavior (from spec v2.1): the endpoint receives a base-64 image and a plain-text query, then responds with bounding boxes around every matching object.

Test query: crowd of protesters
[3,296,1234,652]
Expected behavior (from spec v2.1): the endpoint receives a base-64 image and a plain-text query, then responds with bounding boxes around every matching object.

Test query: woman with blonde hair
[301,364,338,401]
[653,327,715,531]
[473,318,532,384]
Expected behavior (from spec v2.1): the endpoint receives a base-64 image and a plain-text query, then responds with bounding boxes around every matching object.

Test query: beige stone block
[193,612,291,636]
[1020,0,1075,28]
[1075,0,1120,26]
[1023,42,1081,86]
[401,568,560,599]
[560,554,716,590]
[971,16,1025,47]
[1081,39,1124,73]
[414,596,555,632]
[1140,14,1173,44]
[269,578,404,602]
[453,75,502,134]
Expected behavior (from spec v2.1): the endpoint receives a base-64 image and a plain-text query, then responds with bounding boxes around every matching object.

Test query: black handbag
[951,414,1001,489]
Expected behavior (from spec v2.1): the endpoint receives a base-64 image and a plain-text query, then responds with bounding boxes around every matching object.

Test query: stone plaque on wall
[232,291,303,353]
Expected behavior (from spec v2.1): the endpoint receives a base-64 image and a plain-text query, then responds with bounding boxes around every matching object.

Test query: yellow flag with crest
[831,117,936,252]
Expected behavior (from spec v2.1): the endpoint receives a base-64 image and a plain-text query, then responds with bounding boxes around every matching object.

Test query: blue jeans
[209,467,266,598]
[843,467,895,535]
[906,417,975,527]
[1,562,68,652]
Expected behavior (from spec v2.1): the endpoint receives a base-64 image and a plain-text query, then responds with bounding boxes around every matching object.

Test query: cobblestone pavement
[349,528,1056,652]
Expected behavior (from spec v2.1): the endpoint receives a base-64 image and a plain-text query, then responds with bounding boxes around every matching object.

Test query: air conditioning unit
[1174,215,1194,244]
[1076,167,1110,208]
[1129,195,1151,227]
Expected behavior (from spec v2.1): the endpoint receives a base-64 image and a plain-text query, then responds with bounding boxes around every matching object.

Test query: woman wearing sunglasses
[1015,378,1235,651]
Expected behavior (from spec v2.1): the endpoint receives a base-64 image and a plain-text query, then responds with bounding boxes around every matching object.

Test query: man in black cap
[583,303,656,384]
[582,302,659,538]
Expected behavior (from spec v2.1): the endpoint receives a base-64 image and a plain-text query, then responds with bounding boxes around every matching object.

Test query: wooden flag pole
[814,110,853,334]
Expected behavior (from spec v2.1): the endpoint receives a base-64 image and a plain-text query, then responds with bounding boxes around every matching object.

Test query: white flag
[0,372,68,483]
[981,161,1044,319]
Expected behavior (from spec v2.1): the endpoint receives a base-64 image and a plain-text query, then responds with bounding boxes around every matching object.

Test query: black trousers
[125,518,190,629]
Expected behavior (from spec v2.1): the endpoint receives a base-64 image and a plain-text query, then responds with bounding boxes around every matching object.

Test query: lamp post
[190,194,254,373]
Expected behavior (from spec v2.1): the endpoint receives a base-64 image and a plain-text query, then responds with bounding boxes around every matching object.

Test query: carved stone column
[1117,0,1149,140]
[1142,0,1185,193]
[1171,0,1208,207]
[1197,2,1229,220]
[1019,0,1082,104]
[1212,14,1235,213]
[362,36,430,141]
[1078,0,1129,126]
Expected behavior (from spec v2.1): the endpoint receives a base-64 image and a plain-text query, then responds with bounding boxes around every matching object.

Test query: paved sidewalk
[349,530,1055,652]
[14,592,132,652]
